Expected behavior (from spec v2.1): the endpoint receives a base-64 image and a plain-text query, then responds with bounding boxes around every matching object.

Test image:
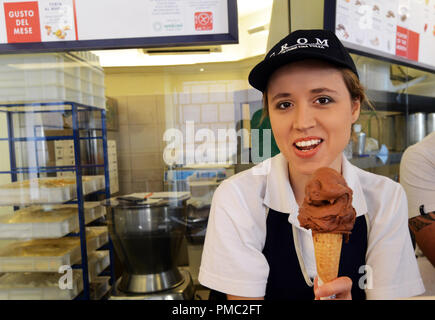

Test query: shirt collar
[263,153,368,230]
[263,153,298,215]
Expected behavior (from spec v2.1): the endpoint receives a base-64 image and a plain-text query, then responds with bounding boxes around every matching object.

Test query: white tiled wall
[112,80,240,194]
[113,95,166,194]
[174,80,239,165]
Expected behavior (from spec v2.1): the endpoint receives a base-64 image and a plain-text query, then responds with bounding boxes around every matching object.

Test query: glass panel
[0,2,275,291]
[347,54,435,181]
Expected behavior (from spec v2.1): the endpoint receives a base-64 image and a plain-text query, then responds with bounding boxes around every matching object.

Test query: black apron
[262,208,368,300]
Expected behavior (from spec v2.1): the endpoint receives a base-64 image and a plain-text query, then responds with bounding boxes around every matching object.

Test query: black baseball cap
[248,29,359,92]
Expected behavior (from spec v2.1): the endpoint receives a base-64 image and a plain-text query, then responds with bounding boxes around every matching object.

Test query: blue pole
[72,103,90,300]
[6,111,19,211]
[6,111,17,183]
[0,136,103,142]
[33,126,40,179]
[0,101,101,111]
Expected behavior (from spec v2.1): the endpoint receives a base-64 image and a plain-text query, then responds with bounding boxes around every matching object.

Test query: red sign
[396,26,419,62]
[195,12,213,31]
[4,1,41,43]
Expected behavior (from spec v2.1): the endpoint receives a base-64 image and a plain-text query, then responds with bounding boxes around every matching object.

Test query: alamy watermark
[358,264,373,290]
[58,265,73,290]
[162,121,273,171]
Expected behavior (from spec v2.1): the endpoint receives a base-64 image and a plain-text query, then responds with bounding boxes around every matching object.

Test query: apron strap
[292,225,314,287]
[291,213,370,288]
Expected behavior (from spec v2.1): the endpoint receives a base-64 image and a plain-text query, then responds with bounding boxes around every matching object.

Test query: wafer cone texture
[313,233,342,283]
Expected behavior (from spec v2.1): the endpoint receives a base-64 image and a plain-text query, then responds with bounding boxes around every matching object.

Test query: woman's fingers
[313,276,320,300]
[314,276,352,300]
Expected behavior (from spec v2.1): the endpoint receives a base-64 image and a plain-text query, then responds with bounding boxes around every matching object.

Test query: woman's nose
[293,105,316,131]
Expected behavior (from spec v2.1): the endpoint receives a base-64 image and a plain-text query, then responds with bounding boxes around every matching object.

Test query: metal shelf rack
[0,101,116,300]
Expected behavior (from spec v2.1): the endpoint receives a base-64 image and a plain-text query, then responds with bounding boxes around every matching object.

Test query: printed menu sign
[335,0,435,70]
[3,0,76,43]
[4,1,41,42]
[0,0,232,50]
[140,0,223,39]
[39,0,77,41]
[396,25,419,61]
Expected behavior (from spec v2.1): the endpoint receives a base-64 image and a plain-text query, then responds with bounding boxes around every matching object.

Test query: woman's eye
[277,101,292,109]
[316,97,332,105]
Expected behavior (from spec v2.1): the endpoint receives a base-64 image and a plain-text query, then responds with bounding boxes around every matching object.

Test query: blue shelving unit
[0,101,116,300]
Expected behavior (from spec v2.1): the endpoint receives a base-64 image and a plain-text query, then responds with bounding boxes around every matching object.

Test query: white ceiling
[238,0,274,17]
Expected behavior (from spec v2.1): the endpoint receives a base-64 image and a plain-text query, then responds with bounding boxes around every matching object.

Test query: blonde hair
[259,68,375,124]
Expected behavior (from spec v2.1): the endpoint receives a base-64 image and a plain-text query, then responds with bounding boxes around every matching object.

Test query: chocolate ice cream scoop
[298,167,356,236]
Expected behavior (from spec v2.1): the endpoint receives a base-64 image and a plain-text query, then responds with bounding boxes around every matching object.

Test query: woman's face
[267,60,360,176]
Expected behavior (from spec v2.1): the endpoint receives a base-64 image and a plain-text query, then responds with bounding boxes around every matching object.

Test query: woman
[198,29,424,300]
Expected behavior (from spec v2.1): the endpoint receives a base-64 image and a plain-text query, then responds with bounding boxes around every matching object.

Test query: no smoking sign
[195,12,213,31]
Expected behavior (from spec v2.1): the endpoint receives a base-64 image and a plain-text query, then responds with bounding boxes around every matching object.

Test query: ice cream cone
[313,232,343,284]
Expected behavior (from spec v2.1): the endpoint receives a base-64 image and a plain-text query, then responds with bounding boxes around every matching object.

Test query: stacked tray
[0,176,105,205]
[86,227,108,250]
[87,250,110,282]
[0,170,109,299]
[90,276,111,300]
[0,250,110,300]
[0,202,106,239]
[0,227,108,272]
[0,270,83,300]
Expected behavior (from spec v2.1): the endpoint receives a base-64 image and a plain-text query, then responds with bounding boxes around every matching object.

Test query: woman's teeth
[294,139,322,151]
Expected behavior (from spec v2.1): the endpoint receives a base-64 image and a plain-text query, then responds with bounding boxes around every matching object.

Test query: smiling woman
[198,29,425,301]
[266,60,360,191]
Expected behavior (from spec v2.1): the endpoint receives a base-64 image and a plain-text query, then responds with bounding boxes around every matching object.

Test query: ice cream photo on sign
[39,0,77,42]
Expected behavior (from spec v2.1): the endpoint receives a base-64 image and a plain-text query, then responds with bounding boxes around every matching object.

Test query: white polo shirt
[198,153,425,299]
[400,131,435,218]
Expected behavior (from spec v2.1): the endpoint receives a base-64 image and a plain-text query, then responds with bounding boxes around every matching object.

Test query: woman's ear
[351,99,361,124]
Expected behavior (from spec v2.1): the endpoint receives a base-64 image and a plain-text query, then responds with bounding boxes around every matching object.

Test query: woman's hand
[313,276,352,300]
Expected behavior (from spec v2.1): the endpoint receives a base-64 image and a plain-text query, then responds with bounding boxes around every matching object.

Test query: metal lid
[148,192,190,202]
[101,196,168,209]
[101,191,190,209]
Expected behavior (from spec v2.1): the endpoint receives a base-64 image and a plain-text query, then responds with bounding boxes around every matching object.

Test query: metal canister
[356,131,366,155]
[353,124,366,156]
[427,113,435,134]
[408,113,426,146]
[102,194,190,294]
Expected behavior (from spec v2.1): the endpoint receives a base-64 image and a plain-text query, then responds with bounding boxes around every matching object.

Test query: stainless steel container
[356,131,366,155]
[408,113,426,146]
[103,195,189,294]
[352,124,366,156]
[427,113,435,134]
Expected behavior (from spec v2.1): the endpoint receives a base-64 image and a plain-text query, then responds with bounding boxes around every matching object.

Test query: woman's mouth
[293,138,323,158]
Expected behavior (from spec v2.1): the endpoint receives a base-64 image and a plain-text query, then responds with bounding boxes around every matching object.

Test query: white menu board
[0,0,237,52]
[334,0,435,71]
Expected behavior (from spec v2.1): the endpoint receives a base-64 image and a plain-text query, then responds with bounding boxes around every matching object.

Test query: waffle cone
[313,233,343,283]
